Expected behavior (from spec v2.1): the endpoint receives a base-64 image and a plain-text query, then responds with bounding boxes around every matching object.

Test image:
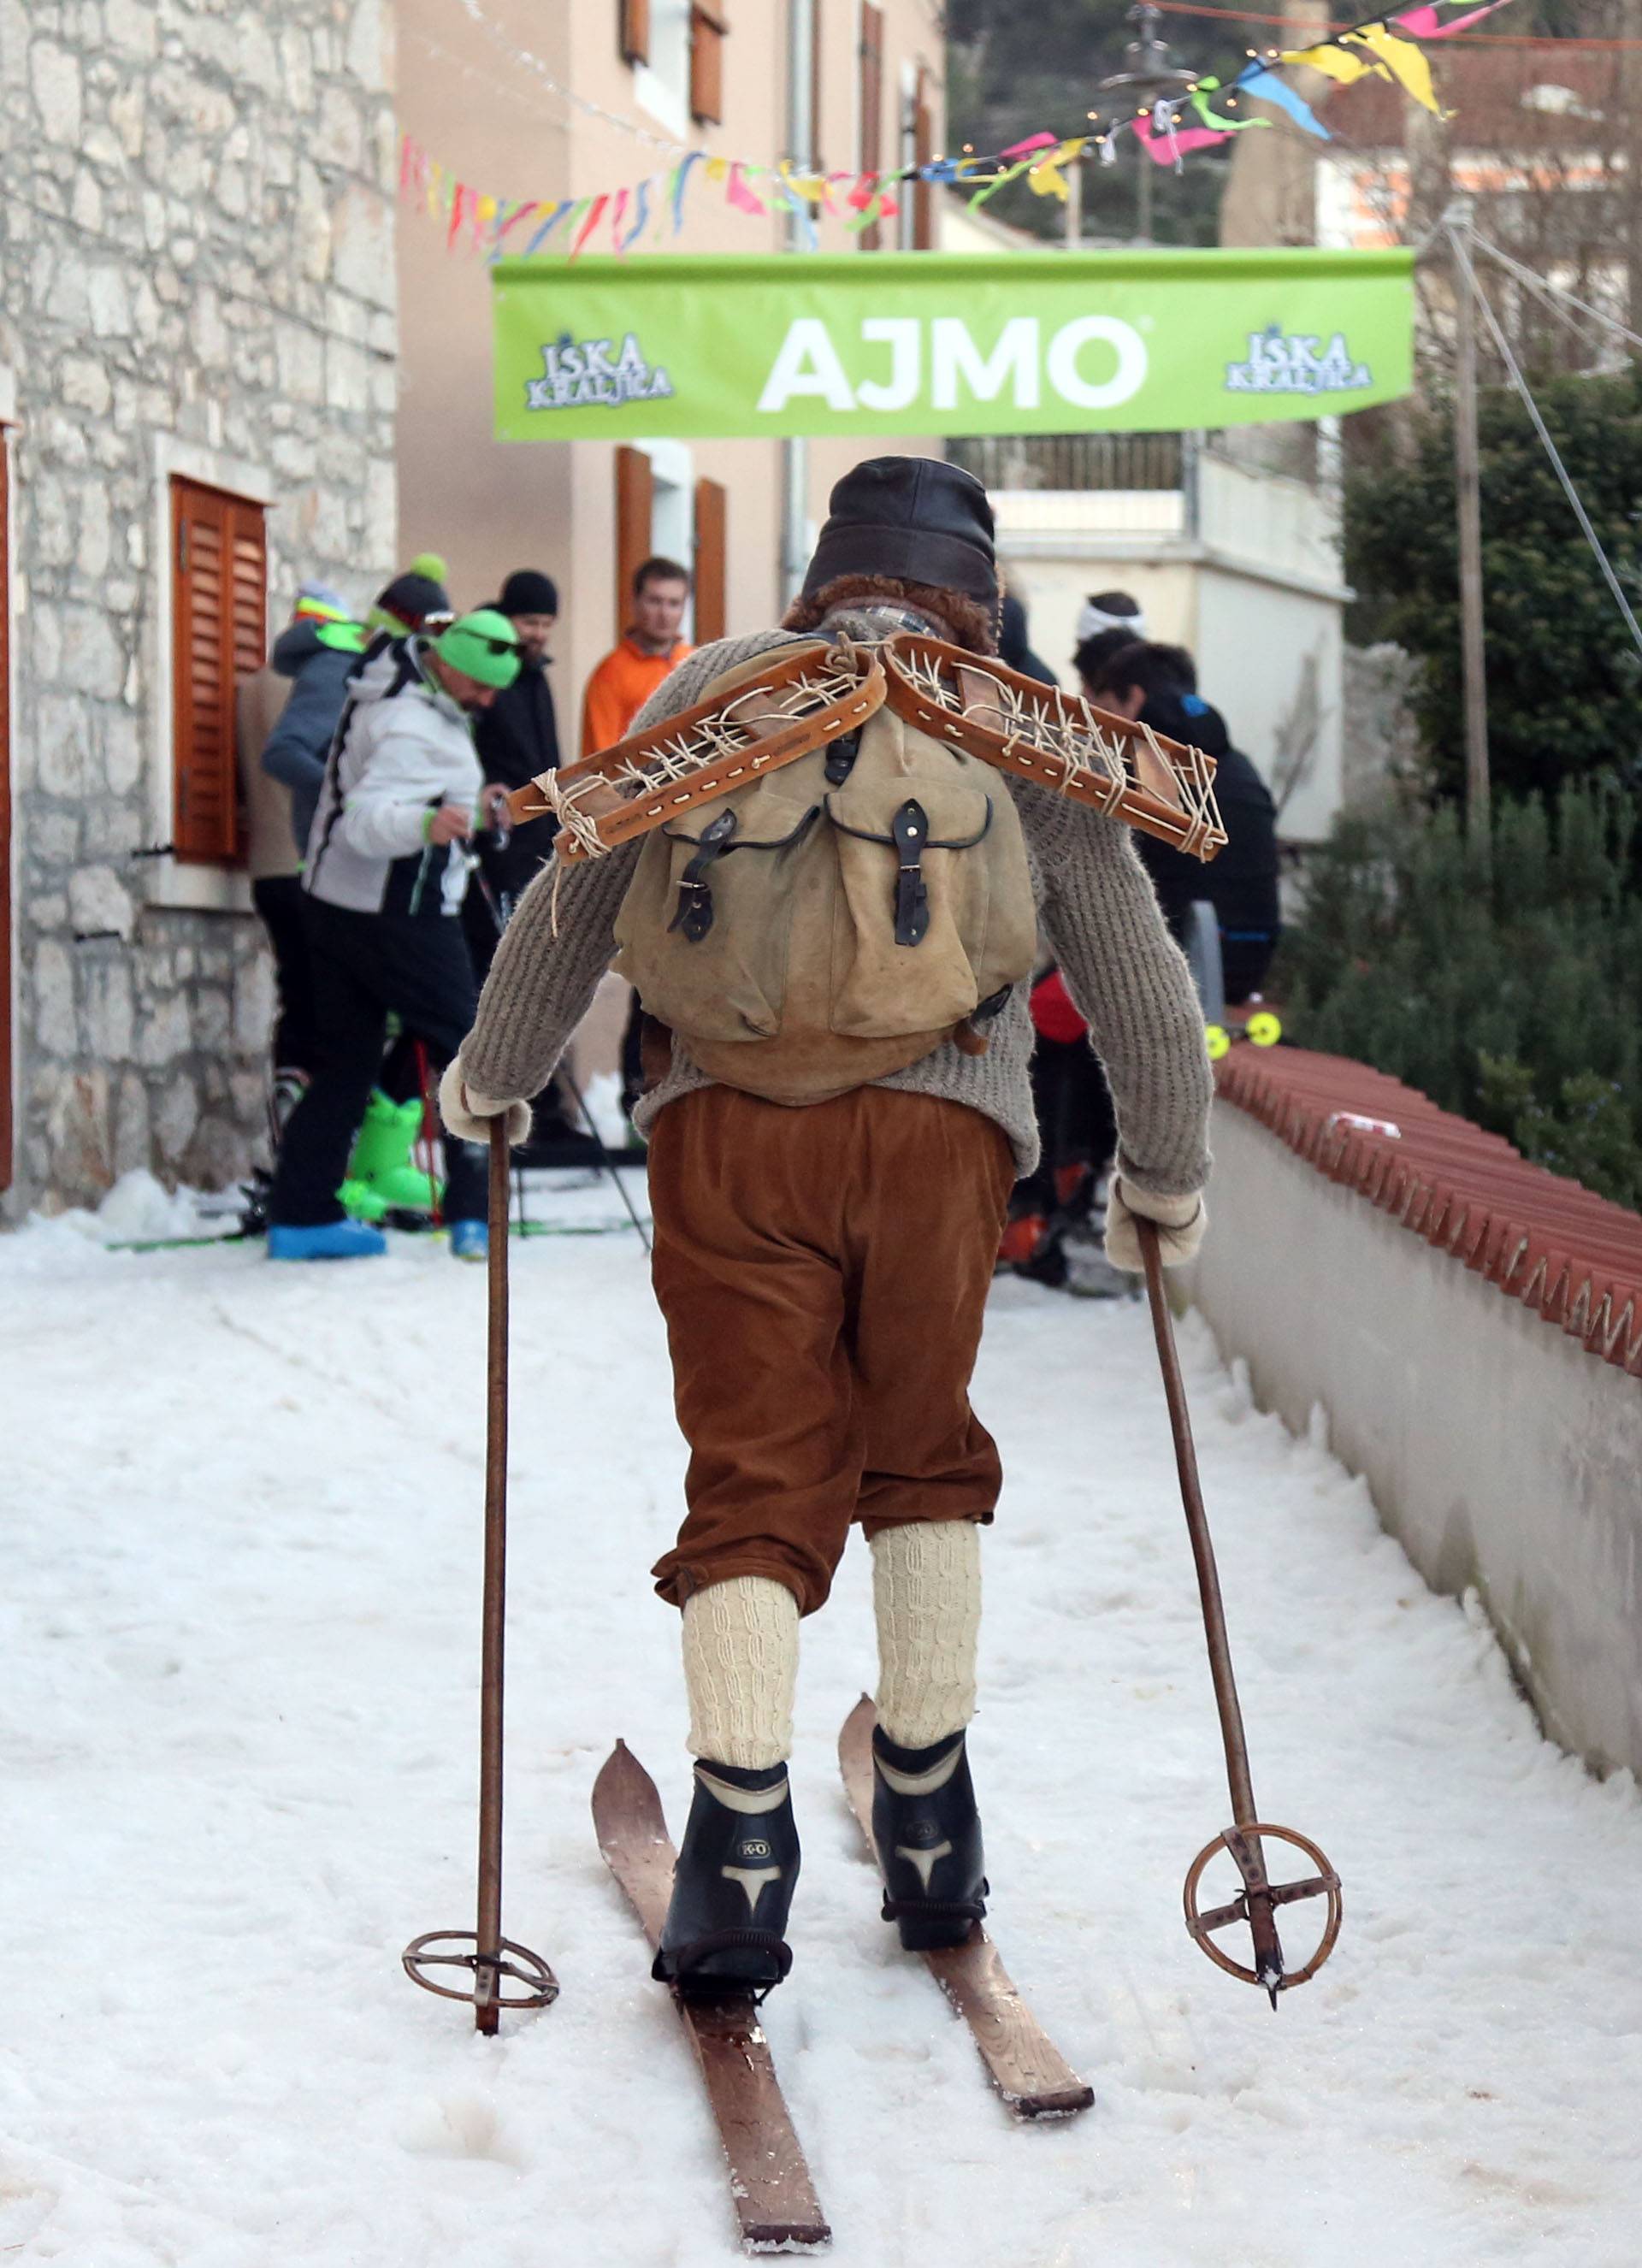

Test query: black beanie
[373,570,452,632]
[498,568,560,617]
[800,457,996,611]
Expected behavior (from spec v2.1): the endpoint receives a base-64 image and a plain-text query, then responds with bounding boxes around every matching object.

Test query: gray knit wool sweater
[460,624,1212,1195]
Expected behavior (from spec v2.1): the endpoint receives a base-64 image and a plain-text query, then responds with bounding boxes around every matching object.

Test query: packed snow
[3,1176,1640,2267]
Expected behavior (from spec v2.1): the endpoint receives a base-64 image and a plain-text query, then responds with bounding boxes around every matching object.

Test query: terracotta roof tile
[1214,1047,1642,1377]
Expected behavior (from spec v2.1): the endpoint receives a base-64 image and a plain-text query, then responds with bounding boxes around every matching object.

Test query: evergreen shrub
[1279,788,1642,1208]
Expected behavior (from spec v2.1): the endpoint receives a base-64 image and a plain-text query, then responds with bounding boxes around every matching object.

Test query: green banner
[492,248,1413,442]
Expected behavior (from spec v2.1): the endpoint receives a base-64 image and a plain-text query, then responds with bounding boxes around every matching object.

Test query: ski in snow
[591,1741,831,2254]
[838,1698,1095,2120]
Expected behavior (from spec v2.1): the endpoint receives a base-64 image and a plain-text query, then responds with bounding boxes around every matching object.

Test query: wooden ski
[838,1698,1095,2121]
[591,1742,831,2253]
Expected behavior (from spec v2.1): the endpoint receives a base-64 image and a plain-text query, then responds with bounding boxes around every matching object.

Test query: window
[859,3,885,253]
[694,479,728,644]
[631,0,690,137]
[169,476,266,865]
[0,419,11,1193]
[615,443,698,640]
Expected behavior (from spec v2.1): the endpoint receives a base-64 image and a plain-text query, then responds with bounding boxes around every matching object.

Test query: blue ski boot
[449,1220,488,1262]
[870,1724,988,1951]
[268,1220,387,1262]
[653,1760,799,1999]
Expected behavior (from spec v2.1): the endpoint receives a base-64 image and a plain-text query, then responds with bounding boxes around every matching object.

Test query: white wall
[1188,1104,1642,1781]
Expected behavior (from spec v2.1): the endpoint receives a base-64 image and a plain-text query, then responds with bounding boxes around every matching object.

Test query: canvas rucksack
[610,641,1039,1107]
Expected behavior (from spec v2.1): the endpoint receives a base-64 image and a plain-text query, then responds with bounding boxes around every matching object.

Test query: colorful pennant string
[400,0,1509,258]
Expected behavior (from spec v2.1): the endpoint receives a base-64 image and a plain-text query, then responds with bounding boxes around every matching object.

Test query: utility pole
[781,0,817,609]
[1449,201,1491,843]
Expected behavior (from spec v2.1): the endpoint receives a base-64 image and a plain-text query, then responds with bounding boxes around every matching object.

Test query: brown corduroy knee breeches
[647,1085,1016,1617]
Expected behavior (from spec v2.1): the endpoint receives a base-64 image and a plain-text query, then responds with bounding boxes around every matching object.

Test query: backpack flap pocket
[613,790,818,1043]
[824,777,995,1038]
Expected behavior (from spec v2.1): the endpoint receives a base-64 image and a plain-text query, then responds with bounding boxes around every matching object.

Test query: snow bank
[0,1222,1639,2265]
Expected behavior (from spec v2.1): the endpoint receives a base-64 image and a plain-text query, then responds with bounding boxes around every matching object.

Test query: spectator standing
[581,557,694,757]
[266,611,523,1264]
[261,587,369,860]
[581,557,695,1113]
[239,583,363,1139]
[1085,641,1281,1000]
[470,569,562,944]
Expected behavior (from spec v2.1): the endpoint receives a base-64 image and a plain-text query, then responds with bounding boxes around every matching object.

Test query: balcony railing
[948,433,1184,493]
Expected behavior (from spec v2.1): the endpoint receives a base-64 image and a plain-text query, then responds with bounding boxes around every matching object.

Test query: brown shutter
[859,3,885,253]
[615,446,654,639]
[619,0,650,65]
[690,2,727,125]
[0,428,10,1193]
[693,478,728,644]
[171,476,265,865]
[913,66,936,251]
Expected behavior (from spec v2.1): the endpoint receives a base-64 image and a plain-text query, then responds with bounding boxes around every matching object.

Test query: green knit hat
[434,608,522,691]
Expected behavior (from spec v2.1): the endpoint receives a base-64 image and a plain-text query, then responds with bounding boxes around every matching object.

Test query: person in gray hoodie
[266,611,523,1264]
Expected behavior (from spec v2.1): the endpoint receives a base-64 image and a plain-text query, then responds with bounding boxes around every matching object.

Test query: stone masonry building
[0,0,399,1217]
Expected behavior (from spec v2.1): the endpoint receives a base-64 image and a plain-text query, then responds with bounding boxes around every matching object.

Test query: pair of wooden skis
[404,1129,1342,2252]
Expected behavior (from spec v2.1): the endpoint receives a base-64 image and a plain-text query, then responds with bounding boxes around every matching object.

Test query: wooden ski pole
[403,1119,558,2029]
[1135,1220,1342,2005]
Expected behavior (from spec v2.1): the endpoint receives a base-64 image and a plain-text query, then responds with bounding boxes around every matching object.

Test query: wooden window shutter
[171,475,266,865]
[615,446,655,639]
[859,3,885,253]
[693,478,728,644]
[690,2,727,125]
[619,0,649,66]
[913,67,936,251]
[0,429,11,1192]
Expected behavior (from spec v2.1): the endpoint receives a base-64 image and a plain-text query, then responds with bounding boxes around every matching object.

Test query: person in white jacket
[266,611,523,1262]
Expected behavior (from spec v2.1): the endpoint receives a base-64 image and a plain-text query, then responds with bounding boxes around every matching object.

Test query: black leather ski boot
[653,1759,800,1998]
[870,1724,988,1951]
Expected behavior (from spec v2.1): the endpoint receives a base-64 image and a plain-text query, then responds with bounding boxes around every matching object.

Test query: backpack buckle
[670,807,738,942]
[892,800,930,948]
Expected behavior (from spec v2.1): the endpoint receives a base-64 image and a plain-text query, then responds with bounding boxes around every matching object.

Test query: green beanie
[434,607,523,691]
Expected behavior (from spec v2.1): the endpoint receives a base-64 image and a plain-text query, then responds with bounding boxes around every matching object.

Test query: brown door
[615,445,655,641]
[694,477,728,644]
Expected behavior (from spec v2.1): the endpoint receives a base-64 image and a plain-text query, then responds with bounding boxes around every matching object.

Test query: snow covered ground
[3,1178,1641,2267]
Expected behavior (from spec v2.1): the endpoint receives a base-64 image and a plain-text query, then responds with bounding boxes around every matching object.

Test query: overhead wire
[1447,218,1642,659]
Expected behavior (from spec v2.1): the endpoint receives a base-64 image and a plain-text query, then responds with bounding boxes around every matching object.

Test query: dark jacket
[263,622,363,855]
[1135,690,1280,950]
[474,656,560,907]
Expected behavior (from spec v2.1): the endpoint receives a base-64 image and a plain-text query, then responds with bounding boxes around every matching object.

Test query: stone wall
[1,0,399,1215]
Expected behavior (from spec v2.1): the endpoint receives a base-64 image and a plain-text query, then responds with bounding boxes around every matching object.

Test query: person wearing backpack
[440,459,1212,1995]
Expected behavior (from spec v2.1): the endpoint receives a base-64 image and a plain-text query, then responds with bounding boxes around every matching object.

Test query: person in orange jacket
[581,555,694,757]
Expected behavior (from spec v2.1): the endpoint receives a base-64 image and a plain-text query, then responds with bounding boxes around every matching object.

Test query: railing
[948,432,1184,493]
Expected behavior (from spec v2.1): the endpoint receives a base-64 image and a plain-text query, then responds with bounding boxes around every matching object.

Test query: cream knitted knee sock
[871,1521,982,1751]
[681,1575,800,1769]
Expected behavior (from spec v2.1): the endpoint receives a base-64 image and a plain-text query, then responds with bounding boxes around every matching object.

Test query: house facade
[393,0,947,706]
[1,0,399,1218]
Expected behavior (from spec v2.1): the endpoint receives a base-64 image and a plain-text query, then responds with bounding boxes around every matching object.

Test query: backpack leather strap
[506,643,887,863]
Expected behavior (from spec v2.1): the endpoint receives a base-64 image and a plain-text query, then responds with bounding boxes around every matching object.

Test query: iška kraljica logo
[1224,326,1372,397]
[525,333,675,411]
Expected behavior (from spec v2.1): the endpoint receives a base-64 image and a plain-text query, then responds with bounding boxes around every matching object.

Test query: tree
[1343,364,1642,803]
[945,0,1234,245]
